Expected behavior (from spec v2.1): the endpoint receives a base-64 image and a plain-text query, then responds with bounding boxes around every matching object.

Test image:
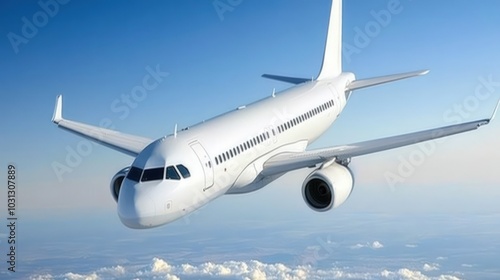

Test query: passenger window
[166,166,181,180]
[141,167,164,182]
[126,166,143,182]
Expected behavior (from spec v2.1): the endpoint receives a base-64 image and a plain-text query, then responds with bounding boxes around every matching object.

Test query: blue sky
[1,0,500,279]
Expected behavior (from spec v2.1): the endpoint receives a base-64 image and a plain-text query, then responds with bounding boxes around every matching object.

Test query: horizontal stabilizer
[262,74,311,85]
[347,70,429,91]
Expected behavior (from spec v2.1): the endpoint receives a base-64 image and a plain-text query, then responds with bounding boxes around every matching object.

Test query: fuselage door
[327,82,343,116]
[190,141,214,189]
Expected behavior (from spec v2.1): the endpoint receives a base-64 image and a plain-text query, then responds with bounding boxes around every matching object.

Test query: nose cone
[118,180,161,229]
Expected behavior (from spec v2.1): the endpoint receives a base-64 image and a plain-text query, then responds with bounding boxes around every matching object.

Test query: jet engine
[302,163,354,211]
[110,167,130,202]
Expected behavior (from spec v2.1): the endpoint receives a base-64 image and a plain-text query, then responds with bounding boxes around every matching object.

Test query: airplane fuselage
[117,73,355,228]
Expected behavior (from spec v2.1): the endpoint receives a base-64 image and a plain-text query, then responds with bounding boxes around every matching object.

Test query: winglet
[490,98,500,121]
[52,95,63,124]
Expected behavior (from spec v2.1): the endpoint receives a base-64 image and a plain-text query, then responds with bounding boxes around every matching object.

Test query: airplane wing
[52,95,153,157]
[262,103,499,176]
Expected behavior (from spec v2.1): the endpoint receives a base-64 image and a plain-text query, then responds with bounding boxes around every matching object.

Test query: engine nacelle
[110,167,130,203]
[302,163,354,211]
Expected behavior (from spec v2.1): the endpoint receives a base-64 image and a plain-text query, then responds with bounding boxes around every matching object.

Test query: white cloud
[436,276,461,280]
[423,263,439,272]
[151,257,173,273]
[63,272,99,280]
[29,275,54,280]
[351,241,384,249]
[97,265,126,277]
[405,244,418,248]
[372,241,384,249]
[351,243,365,249]
[398,268,429,280]
[28,258,463,280]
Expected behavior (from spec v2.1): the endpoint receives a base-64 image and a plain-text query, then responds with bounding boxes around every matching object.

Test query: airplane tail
[262,0,429,90]
[316,0,342,80]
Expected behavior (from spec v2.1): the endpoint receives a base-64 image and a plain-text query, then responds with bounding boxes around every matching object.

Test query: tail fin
[317,0,342,80]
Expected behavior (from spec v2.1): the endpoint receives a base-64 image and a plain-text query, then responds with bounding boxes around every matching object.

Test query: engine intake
[110,167,130,202]
[302,163,354,211]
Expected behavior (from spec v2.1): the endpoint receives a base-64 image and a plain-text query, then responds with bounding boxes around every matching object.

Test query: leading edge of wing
[262,113,496,176]
[52,95,153,157]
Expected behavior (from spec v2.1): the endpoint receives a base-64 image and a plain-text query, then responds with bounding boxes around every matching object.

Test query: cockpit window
[141,167,164,182]
[176,164,191,178]
[126,166,143,182]
[166,166,181,180]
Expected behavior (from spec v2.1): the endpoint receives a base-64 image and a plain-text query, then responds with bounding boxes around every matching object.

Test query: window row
[214,99,334,166]
[215,130,272,165]
[126,164,191,183]
[277,99,334,134]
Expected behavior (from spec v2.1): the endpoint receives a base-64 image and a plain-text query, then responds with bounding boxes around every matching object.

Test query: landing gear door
[190,141,214,189]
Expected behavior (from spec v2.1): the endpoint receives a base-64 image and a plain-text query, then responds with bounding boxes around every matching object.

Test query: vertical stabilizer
[317,0,342,80]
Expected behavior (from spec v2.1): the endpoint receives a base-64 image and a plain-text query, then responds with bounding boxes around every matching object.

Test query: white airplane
[52,0,498,229]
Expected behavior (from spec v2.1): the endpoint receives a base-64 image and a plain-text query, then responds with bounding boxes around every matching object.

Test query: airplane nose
[117,180,159,229]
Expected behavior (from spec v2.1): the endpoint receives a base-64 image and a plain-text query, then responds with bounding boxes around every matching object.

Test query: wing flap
[52,95,152,157]
[262,117,492,176]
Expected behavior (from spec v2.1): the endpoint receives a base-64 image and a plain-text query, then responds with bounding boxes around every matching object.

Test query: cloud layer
[29,257,462,280]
